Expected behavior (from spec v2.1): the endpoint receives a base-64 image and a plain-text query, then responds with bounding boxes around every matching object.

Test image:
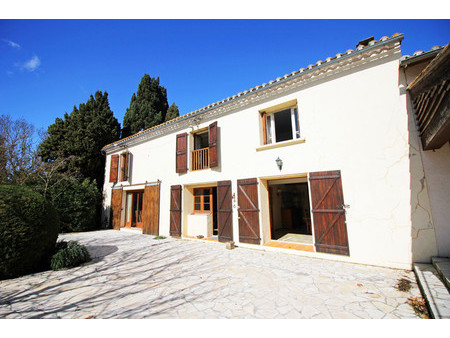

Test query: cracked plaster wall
[420,143,450,258]
[401,64,440,262]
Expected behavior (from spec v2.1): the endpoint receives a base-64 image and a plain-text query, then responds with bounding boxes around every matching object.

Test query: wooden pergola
[408,44,450,150]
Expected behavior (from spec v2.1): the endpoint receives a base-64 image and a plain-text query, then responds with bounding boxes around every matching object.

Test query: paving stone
[301,305,321,318]
[0,230,422,319]
[373,301,395,313]
[331,311,360,319]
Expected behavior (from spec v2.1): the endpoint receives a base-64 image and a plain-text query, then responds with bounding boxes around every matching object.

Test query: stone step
[432,257,450,292]
[414,263,450,319]
[119,227,143,234]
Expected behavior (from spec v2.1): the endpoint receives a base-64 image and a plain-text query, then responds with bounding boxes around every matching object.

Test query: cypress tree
[122,74,170,138]
[38,91,121,190]
[165,102,180,122]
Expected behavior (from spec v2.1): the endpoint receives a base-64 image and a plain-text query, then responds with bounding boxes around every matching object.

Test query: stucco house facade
[101,33,449,270]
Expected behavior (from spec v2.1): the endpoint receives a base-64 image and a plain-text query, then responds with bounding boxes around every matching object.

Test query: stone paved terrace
[0,230,424,319]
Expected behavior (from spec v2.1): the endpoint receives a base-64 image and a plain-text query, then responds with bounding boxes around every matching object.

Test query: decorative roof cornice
[103,33,404,153]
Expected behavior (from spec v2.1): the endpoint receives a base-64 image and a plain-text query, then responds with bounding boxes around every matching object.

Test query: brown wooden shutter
[176,133,188,173]
[237,178,260,244]
[209,121,218,168]
[142,183,160,236]
[111,187,123,230]
[120,152,129,181]
[109,154,119,183]
[309,170,349,256]
[170,185,182,237]
[261,112,267,145]
[217,180,233,242]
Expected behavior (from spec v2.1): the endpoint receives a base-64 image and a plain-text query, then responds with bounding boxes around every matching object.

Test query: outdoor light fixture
[275,157,283,171]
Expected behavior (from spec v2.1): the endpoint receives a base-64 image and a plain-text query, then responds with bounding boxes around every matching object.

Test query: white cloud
[3,39,21,49]
[22,55,41,72]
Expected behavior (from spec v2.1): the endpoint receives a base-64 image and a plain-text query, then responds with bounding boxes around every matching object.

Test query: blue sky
[0,19,449,133]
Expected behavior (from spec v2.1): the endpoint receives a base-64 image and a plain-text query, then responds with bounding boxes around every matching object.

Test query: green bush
[50,241,91,270]
[49,177,101,233]
[0,184,59,280]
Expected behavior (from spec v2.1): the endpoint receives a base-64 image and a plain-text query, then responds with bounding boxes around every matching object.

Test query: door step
[414,259,450,319]
[120,227,143,234]
[432,257,450,291]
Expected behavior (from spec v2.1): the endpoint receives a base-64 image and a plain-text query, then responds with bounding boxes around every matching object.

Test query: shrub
[0,184,59,280]
[49,177,101,233]
[50,240,91,270]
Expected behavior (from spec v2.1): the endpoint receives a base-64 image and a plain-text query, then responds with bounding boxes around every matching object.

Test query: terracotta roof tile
[400,45,445,64]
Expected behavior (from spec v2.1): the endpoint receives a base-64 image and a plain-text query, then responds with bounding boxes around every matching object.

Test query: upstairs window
[109,152,130,183]
[194,131,209,150]
[262,107,300,144]
[119,152,129,182]
[184,121,218,172]
[191,130,209,171]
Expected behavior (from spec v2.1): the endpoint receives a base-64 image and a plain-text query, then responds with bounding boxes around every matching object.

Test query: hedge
[0,184,59,279]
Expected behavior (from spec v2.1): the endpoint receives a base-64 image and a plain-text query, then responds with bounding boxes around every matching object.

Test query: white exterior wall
[103,48,418,269]
[421,143,450,258]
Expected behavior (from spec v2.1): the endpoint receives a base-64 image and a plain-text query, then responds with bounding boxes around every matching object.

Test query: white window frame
[265,107,300,144]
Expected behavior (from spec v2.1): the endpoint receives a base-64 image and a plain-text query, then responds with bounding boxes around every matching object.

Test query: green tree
[165,102,180,122]
[38,91,121,190]
[122,74,170,138]
[48,177,101,233]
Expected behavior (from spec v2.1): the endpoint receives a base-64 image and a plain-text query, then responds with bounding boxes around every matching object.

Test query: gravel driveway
[0,230,422,318]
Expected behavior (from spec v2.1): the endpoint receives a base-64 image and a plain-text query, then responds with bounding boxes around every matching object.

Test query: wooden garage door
[142,183,160,236]
[309,170,349,256]
[170,185,182,237]
[111,187,123,230]
[217,180,233,242]
[237,178,260,244]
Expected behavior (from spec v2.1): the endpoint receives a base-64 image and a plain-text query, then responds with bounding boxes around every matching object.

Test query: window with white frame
[262,107,300,144]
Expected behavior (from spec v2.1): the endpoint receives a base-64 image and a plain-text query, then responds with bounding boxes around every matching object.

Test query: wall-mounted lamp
[275,157,283,171]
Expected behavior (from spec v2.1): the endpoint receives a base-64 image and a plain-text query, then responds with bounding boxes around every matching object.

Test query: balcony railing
[191,147,209,171]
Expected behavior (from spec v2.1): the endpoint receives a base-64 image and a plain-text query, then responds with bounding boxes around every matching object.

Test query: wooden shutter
[209,121,218,168]
[109,154,119,183]
[237,178,260,244]
[261,112,267,145]
[309,170,349,256]
[217,180,233,242]
[142,183,160,236]
[176,133,188,173]
[170,185,182,237]
[120,152,129,181]
[111,187,123,230]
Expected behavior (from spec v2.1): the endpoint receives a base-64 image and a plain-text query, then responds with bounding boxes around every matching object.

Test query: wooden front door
[125,191,144,228]
[237,178,260,244]
[170,185,182,237]
[309,170,349,256]
[111,187,123,230]
[217,180,233,242]
[142,183,160,236]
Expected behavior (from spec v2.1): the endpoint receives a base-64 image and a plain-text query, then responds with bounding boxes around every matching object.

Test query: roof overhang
[408,44,450,150]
